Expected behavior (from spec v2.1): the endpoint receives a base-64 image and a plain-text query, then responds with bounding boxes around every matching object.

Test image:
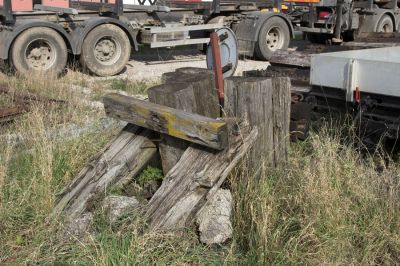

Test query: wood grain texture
[104,93,227,150]
[159,71,220,118]
[269,50,311,68]
[147,82,193,175]
[224,76,290,169]
[224,77,274,168]
[145,127,258,230]
[270,77,291,166]
[52,124,157,218]
[148,68,220,173]
[244,66,310,88]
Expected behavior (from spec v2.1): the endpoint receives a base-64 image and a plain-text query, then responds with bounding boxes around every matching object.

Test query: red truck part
[210,31,224,105]
[41,0,69,8]
[0,0,32,11]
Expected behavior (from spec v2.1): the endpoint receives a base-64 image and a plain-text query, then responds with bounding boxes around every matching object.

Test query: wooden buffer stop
[53,67,290,230]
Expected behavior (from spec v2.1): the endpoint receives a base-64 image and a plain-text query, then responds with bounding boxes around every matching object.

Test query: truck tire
[10,27,67,75]
[376,15,393,32]
[80,24,131,76]
[254,17,290,61]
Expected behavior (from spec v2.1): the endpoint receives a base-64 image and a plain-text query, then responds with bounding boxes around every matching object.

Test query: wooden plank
[158,71,220,118]
[243,69,311,142]
[103,93,228,150]
[148,68,219,173]
[145,127,258,230]
[52,124,158,219]
[270,77,291,165]
[224,77,274,167]
[269,50,311,68]
[224,76,290,168]
[148,82,195,174]
[244,65,310,88]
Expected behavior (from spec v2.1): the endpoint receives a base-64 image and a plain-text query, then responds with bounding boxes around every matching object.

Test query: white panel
[310,55,349,89]
[310,47,400,99]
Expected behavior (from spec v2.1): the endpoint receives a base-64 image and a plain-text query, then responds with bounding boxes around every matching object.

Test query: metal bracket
[211,0,221,14]
[149,23,223,48]
[345,59,358,102]
[0,0,13,23]
[123,4,170,12]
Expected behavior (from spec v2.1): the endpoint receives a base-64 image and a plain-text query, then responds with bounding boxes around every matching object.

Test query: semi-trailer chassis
[286,0,400,43]
[0,0,294,76]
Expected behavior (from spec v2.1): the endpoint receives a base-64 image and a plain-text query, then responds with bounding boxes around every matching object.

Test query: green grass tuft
[137,166,163,186]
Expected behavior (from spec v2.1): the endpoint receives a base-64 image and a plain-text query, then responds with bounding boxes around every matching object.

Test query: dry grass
[0,73,120,264]
[0,73,399,265]
[231,124,400,265]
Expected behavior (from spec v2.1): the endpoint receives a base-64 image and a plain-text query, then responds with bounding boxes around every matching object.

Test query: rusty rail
[0,86,67,123]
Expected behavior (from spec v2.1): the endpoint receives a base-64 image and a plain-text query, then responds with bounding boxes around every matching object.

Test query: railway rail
[0,86,66,123]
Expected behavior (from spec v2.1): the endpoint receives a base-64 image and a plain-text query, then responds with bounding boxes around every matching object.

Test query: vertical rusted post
[210,32,224,106]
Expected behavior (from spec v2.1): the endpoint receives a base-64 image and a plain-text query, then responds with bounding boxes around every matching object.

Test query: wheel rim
[266,27,284,51]
[25,39,56,70]
[93,36,122,66]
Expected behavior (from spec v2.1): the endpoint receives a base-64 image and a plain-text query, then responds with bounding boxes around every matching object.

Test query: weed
[137,166,163,186]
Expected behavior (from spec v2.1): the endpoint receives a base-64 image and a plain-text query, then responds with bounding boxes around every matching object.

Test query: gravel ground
[121,49,269,81]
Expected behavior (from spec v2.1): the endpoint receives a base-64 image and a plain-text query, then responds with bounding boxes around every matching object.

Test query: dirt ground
[121,48,270,81]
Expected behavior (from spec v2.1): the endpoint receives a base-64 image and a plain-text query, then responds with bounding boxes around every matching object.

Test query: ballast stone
[102,195,140,222]
[196,189,233,245]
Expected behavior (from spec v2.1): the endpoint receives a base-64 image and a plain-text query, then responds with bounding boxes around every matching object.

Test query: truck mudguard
[70,17,139,55]
[234,11,294,57]
[0,19,75,60]
[358,9,396,33]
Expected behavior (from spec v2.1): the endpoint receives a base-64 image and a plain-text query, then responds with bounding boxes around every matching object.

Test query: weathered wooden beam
[52,124,157,219]
[270,77,291,165]
[243,69,311,142]
[159,71,220,118]
[244,65,310,89]
[224,77,274,168]
[145,126,258,230]
[269,50,311,68]
[104,93,227,150]
[148,68,219,174]
[224,76,290,169]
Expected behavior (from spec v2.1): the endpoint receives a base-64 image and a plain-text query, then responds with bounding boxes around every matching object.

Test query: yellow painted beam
[103,93,228,150]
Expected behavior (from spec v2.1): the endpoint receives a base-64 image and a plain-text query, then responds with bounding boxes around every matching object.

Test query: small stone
[196,189,233,245]
[102,195,140,222]
[63,212,93,239]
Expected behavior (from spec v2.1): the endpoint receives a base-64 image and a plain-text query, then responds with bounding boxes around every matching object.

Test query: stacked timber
[244,68,311,142]
[53,68,291,237]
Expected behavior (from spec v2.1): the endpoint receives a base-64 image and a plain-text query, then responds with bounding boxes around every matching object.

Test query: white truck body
[310,47,400,101]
